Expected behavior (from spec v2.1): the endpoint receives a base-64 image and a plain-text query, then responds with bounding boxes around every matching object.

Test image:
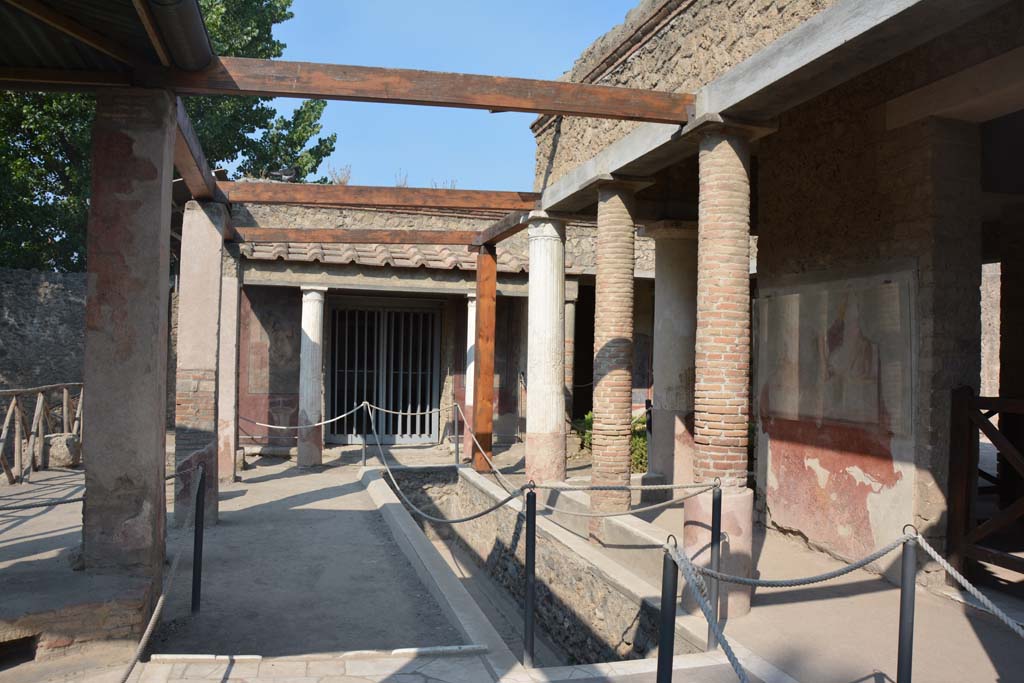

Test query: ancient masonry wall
[753,4,1024,577]
[0,268,86,390]
[532,0,837,191]
[388,467,695,664]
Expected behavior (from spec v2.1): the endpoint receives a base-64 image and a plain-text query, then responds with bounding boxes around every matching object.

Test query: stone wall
[533,0,837,191]
[388,467,696,664]
[0,269,86,390]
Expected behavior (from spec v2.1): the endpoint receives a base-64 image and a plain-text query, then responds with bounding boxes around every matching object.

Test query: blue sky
[266,1,637,190]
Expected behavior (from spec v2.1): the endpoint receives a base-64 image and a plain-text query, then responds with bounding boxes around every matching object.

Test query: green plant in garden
[570,410,648,473]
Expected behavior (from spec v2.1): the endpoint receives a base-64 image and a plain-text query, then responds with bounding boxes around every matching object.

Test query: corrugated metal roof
[0,0,163,72]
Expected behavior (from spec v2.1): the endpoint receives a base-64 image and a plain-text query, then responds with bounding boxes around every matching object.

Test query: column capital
[594,174,655,194]
[683,112,777,142]
[301,286,327,297]
[527,211,566,241]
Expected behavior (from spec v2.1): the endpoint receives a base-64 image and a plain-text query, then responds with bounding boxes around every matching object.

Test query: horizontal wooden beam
[473,211,531,246]
[174,97,223,203]
[233,227,477,245]
[3,0,145,67]
[219,181,539,212]
[166,56,694,124]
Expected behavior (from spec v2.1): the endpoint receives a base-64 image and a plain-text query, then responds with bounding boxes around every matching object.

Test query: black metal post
[707,485,722,651]
[191,467,206,614]
[657,548,678,683]
[524,489,537,668]
[897,537,917,683]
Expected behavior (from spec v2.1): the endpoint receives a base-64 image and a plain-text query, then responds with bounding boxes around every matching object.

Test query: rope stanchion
[665,542,749,683]
[119,465,204,683]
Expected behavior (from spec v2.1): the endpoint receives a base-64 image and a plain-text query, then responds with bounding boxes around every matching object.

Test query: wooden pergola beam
[232,227,478,245]
[2,0,145,67]
[166,56,695,124]
[219,181,539,212]
[174,97,223,203]
[473,211,531,246]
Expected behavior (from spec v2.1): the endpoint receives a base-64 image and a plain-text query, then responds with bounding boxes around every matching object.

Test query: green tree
[0,0,337,272]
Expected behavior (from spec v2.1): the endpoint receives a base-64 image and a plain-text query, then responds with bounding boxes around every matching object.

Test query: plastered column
[647,225,698,485]
[685,130,754,618]
[217,247,241,485]
[590,183,636,538]
[297,287,326,468]
[564,298,576,421]
[462,293,477,460]
[526,213,567,482]
[174,200,228,526]
[82,89,175,578]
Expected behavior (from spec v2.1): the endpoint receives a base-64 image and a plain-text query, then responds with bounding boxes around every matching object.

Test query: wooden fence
[948,386,1024,578]
[0,383,83,484]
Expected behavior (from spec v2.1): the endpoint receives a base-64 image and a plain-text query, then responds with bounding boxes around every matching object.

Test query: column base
[525,431,566,482]
[461,404,474,463]
[683,486,754,619]
[296,424,323,468]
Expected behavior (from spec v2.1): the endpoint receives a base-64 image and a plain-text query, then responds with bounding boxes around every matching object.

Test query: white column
[465,293,477,408]
[216,249,241,484]
[526,212,567,483]
[298,287,326,468]
[644,223,698,485]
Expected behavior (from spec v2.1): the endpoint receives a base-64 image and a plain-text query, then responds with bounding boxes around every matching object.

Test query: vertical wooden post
[947,386,974,575]
[37,395,48,469]
[0,400,16,485]
[62,387,70,434]
[472,244,497,473]
[27,393,44,473]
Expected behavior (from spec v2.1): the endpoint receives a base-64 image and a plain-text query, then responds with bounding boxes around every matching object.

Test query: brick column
[82,89,174,578]
[526,212,567,482]
[174,201,228,526]
[298,287,326,468]
[685,130,755,617]
[590,183,637,537]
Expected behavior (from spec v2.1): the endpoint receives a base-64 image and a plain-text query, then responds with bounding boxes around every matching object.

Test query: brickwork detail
[591,185,636,524]
[175,368,217,458]
[694,132,751,488]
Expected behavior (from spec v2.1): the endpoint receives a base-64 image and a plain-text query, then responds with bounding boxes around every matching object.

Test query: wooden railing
[948,386,1024,577]
[0,383,83,484]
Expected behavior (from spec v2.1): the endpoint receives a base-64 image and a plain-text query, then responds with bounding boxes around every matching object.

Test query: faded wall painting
[756,271,915,559]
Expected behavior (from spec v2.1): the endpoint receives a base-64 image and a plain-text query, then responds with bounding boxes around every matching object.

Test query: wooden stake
[13,398,22,483]
[472,245,497,473]
[72,388,83,437]
[0,400,16,485]
[62,387,70,433]
[27,393,43,472]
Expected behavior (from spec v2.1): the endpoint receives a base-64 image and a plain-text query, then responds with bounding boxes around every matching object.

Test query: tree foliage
[0,0,337,272]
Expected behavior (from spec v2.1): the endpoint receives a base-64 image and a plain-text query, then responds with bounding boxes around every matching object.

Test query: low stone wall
[387,466,696,665]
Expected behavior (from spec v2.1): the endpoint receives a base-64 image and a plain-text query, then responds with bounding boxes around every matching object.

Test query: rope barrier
[531,481,714,491]
[119,465,204,683]
[915,533,1024,640]
[240,401,366,430]
[0,496,83,511]
[696,534,913,588]
[365,404,525,525]
[665,542,749,683]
